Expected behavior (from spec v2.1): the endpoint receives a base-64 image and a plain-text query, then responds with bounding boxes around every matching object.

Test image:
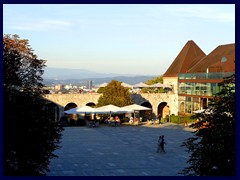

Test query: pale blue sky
[3,4,235,76]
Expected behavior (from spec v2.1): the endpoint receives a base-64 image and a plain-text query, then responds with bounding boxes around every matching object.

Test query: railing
[178,72,234,80]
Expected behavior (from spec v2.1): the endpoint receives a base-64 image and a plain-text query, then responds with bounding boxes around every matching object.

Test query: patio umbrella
[64,105,102,114]
[123,104,152,119]
[123,104,152,111]
[150,83,164,88]
[132,82,149,88]
[95,82,108,88]
[96,104,133,117]
[121,82,133,88]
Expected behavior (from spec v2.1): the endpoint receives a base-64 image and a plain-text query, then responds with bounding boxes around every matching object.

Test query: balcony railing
[178,72,234,80]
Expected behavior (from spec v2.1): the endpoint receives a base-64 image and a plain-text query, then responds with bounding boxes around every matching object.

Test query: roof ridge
[179,40,192,73]
[163,40,206,77]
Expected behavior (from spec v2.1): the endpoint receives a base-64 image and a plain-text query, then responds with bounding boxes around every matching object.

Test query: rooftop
[163,40,206,77]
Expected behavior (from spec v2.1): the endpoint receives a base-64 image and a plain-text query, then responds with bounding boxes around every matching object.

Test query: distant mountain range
[43,67,158,86]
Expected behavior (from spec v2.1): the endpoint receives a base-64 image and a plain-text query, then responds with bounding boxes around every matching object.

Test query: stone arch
[157,102,167,119]
[64,102,78,122]
[86,102,96,107]
[140,102,153,120]
[45,102,59,122]
[64,102,77,111]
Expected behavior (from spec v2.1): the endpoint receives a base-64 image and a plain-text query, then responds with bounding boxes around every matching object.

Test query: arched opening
[86,102,96,107]
[84,102,97,120]
[64,102,77,111]
[157,102,167,119]
[180,102,185,114]
[140,102,152,121]
[64,102,78,125]
[45,102,59,122]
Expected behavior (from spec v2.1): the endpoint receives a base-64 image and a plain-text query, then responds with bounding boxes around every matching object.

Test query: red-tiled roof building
[163,40,235,114]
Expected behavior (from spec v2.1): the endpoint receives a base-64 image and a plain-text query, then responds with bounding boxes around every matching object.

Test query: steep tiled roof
[163,40,206,77]
[188,43,235,73]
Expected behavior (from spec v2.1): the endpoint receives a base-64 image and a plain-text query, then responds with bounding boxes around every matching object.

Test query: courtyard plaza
[47,123,195,176]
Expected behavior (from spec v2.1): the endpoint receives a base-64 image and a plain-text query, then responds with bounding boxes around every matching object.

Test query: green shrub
[168,115,197,124]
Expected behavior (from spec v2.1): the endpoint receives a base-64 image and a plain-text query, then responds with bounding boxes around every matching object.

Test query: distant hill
[42,67,158,86]
[43,67,136,80]
[43,76,157,86]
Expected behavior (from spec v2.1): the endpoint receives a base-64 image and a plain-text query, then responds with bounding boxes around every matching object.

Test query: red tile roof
[188,43,235,73]
[163,40,206,77]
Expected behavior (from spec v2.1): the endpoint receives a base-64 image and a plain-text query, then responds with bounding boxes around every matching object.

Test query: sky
[3,4,235,76]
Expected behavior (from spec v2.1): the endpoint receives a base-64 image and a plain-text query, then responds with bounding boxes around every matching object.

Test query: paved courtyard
[47,123,195,176]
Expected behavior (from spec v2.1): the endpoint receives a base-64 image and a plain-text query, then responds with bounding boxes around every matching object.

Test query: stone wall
[44,92,178,120]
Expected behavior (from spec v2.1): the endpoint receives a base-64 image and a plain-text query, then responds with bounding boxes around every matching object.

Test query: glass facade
[178,82,222,96]
[177,72,234,114]
[178,96,203,114]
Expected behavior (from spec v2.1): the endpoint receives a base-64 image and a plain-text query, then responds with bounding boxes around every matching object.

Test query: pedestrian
[160,135,166,153]
[156,136,162,153]
[184,119,188,127]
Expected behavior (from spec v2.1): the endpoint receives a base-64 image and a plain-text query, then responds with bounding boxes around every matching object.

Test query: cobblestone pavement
[47,123,194,176]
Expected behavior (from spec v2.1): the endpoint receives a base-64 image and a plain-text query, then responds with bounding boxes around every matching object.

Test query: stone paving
[46,123,195,176]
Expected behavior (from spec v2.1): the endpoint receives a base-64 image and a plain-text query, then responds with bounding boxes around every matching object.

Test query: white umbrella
[123,104,151,119]
[96,104,133,114]
[123,104,151,111]
[150,83,164,88]
[132,82,149,88]
[64,105,102,114]
[95,82,108,88]
[121,82,133,88]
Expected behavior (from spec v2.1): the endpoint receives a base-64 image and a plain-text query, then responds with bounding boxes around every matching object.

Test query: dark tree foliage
[3,34,62,175]
[180,74,235,176]
[145,76,163,85]
[96,80,133,107]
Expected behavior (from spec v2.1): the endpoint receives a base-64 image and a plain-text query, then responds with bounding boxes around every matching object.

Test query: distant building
[64,84,73,90]
[87,80,93,89]
[55,84,63,91]
[163,40,235,114]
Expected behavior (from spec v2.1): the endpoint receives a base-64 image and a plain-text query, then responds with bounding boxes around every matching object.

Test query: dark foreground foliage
[180,74,235,176]
[3,34,63,175]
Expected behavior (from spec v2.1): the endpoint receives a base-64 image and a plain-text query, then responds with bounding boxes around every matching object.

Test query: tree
[3,34,62,175]
[142,76,164,93]
[96,80,133,107]
[145,76,163,85]
[180,74,235,176]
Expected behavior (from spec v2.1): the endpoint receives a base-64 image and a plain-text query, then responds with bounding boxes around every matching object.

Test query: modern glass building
[163,40,235,115]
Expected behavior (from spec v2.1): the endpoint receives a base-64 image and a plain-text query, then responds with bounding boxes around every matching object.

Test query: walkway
[47,123,194,176]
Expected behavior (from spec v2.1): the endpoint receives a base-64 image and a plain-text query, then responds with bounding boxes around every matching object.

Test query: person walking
[184,119,188,127]
[160,135,166,153]
[156,136,162,153]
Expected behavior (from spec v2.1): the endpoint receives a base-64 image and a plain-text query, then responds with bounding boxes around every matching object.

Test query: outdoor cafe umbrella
[96,104,133,117]
[150,83,164,88]
[123,104,151,111]
[123,104,152,119]
[132,82,149,88]
[95,82,108,88]
[64,105,102,114]
[121,82,133,88]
